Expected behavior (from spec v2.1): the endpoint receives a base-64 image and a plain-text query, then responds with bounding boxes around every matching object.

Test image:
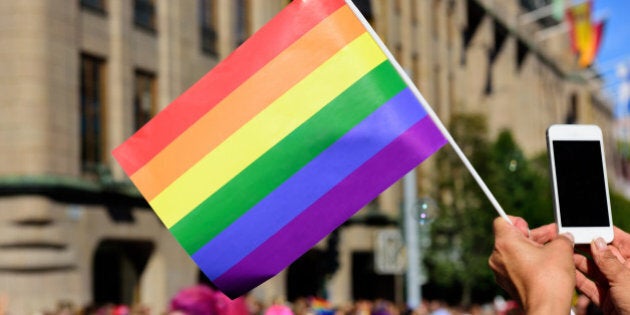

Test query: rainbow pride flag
[113,0,446,298]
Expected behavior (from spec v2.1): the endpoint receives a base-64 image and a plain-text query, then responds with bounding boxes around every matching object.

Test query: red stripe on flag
[112,0,346,175]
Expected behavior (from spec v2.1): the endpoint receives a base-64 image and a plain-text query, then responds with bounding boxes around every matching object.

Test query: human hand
[528,222,557,244]
[488,216,575,314]
[574,227,630,315]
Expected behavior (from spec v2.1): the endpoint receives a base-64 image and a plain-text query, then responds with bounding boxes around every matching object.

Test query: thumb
[493,216,528,239]
[591,237,626,279]
[545,233,575,262]
[551,232,575,250]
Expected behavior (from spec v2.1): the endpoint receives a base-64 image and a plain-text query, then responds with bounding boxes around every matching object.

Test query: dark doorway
[286,249,327,301]
[92,239,154,305]
[352,251,395,301]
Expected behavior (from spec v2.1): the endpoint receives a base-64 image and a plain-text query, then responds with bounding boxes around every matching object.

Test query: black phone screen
[553,140,610,227]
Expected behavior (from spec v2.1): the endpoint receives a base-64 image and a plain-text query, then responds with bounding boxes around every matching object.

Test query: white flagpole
[519,3,555,25]
[344,0,512,224]
[535,22,569,42]
[519,0,587,26]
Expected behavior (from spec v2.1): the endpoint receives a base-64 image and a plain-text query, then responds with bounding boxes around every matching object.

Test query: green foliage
[484,131,554,227]
[422,113,630,306]
[610,190,630,231]
[424,114,553,305]
[425,113,495,305]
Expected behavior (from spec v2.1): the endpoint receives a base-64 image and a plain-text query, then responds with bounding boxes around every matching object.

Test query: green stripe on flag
[170,61,407,255]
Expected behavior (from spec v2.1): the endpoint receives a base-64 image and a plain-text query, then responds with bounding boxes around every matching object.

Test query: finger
[530,223,557,244]
[510,216,530,237]
[547,232,574,253]
[575,269,601,306]
[543,234,576,284]
[492,271,518,301]
[489,217,525,280]
[492,216,513,238]
[488,253,499,272]
[574,244,591,256]
[591,237,627,279]
[574,252,607,285]
[493,216,529,240]
[612,226,630,259]
[609,245,626,264]
[574,253,588,273]
[488,249,508,277]
[560,232,574,246]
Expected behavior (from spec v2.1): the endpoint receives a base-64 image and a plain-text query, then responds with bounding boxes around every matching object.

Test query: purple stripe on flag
[211,116,447,298]
[192,88,426,278]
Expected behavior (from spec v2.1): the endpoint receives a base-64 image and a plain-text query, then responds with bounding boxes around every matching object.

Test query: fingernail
[594,237,607,250]
[561,232,574,245]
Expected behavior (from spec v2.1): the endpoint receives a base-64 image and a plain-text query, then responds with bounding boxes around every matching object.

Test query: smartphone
[546,124,613,244]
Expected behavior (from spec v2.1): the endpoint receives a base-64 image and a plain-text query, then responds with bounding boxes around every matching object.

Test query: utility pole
[403,169,420,310]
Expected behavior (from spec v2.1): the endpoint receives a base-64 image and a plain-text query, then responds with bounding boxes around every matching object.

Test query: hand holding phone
[547,124,614,244]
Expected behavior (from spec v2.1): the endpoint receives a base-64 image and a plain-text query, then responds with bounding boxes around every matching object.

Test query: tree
[610,190,630,231]
[424,114,554,305]
[485,131,553,228]
[425,113,495,306]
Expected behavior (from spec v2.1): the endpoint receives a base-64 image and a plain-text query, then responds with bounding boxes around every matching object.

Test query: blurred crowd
[0,284,602,315]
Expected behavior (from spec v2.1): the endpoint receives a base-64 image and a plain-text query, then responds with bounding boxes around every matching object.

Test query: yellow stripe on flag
[151,32,387,227]
[129,5,365,201]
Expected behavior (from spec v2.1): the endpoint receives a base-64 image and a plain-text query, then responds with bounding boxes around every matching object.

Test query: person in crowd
[168,284,250,315]
[489,216,630,314]
[264,303,294,315]
[0,293,7,315]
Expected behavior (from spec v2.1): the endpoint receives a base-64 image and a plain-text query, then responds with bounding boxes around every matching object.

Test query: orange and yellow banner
[567,0,604,68]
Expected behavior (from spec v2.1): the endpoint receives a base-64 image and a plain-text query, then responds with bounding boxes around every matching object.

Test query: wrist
[521,288,572,315]
[524,303,571,315]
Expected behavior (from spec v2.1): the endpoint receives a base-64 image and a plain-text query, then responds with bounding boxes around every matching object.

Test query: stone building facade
[0,0,612,312]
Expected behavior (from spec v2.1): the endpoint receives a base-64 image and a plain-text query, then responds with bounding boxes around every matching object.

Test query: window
[490,21,508,64]
[200,0,218,55]
[134,0,156,31]
[566,93,578,124]
[463,0,485,49]
[432,0,441,40]
[354,0,373,24]
[81,0,107,13]
[134,70,157,131]
[412,52,421,86]
[410,0,418,24]
[484,49,493,95]
[516,38,529,70]
[80,54,107,173]
[234,0,250,47]
[433,64,442,108]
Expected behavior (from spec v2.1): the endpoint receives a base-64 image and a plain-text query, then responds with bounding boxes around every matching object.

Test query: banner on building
[566,0,605,68]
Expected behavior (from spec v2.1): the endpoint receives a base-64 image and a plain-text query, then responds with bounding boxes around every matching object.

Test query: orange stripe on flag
[112,0,345,175]
[130,6,365,201]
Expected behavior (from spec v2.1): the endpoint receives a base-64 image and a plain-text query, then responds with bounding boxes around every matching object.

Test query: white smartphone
[547,124,614,244]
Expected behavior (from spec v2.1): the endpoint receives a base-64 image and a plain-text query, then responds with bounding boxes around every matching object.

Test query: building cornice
[0,175,148,208]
